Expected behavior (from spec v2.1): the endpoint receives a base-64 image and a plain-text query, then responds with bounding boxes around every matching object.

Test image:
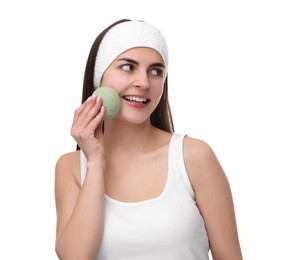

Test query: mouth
[122,95,150,104]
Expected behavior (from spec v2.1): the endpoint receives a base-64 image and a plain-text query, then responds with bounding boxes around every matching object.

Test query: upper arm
[55,151,81,240]
[183,137,243,260]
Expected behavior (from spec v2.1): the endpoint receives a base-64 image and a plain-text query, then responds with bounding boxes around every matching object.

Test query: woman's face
[101,47,166,124]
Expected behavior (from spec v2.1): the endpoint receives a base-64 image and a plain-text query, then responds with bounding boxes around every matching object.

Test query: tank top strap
[168,133,195,199]
[80,150,87,186]
[80,133,195,199]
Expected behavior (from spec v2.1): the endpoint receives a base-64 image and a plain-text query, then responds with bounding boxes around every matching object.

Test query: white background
[0,0,281,259]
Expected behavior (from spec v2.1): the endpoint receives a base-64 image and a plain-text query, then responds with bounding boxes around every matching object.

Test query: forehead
[115,47,164,64]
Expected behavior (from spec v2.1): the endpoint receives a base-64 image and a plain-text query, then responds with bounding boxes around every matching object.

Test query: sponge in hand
[93,86,121,119]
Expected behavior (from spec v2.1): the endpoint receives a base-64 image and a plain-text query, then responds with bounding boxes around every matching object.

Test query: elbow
[55,239,96,260]
[55,239,73,260]
[55,240,65,260]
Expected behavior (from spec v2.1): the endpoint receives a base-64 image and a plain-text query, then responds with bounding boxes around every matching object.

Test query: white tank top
[80,133,209,259]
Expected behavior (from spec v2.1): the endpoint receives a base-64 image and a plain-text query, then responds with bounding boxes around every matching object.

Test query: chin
[118,113,151,125]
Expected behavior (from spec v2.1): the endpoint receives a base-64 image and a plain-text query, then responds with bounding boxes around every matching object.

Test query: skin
[55,47,243,259]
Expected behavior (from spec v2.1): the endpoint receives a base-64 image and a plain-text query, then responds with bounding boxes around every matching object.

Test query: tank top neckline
[104,132,177,207]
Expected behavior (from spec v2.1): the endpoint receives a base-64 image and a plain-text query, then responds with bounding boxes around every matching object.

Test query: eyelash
[120,64,164,77]
[121,64,134,72]
[151,68,164,77]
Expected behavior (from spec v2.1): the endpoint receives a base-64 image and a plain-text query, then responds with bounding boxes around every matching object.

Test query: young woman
[55,19,243,259]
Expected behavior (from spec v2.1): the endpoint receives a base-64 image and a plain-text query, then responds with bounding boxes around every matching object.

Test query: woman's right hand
[71,95,106,161]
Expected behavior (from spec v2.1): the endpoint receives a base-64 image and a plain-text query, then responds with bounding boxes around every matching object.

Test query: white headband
[94,20,168,88]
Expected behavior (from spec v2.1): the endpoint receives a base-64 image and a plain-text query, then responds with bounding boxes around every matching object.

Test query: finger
[73,96,97,123]
[71,100,104,141]
[94,108,105,142]
[87,105,106,132]
[72,106,105,147]
[71,96,97,138]
[74,96,103,129]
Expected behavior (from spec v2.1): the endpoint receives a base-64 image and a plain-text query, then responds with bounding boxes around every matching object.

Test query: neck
[103,120,157,155]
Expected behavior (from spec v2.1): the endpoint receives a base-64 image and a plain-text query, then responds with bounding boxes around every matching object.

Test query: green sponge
[93,86,121,119]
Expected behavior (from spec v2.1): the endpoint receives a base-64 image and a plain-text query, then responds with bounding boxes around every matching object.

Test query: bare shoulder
[55,151,81,224]
[183,136,243,258]
[55,151,83,242]
[183,136,226,190]
[183,136,219,169]
[55,150,81,187]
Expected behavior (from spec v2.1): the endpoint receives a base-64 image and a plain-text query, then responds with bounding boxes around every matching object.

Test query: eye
[121,64,134,72]
[150,68,164,77]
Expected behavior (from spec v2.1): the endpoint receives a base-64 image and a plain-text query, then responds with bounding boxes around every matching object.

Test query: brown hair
[77,19,174,150]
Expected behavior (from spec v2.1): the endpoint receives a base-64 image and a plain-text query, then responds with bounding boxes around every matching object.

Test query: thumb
[95,120,104,144]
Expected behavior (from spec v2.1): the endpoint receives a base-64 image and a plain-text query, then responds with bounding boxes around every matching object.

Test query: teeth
[124,96,147,103]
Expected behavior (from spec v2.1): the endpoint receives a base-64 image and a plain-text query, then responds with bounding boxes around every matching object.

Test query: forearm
[56,165,105,259]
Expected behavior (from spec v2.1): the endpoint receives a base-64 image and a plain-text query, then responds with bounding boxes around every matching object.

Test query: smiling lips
[123,95,150,104]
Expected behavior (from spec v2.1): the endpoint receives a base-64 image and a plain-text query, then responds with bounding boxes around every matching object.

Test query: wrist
[87,158,105,172]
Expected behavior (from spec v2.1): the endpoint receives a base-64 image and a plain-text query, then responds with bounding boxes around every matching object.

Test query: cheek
[151,84,164,104]
[101,71,118,88]
[153,80,164,95]
[101,70,127,90]
[100,71,112,86]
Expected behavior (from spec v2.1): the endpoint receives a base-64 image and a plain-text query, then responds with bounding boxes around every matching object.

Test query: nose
[133,70,150,90]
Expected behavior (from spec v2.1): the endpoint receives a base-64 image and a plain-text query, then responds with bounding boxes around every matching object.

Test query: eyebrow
[116,57,165,68]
